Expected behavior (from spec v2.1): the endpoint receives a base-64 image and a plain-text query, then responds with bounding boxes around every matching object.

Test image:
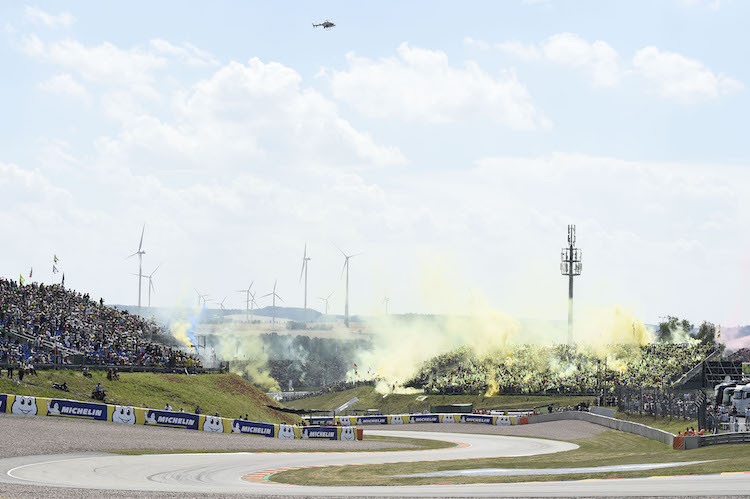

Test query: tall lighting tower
[560,224,582,344]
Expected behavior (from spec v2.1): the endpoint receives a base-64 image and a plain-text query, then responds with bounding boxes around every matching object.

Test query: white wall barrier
[303,413,524,426]
[0,393,361,440]
[527,411,674,446]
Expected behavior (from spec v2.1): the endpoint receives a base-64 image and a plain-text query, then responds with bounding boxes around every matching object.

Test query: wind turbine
[383,296,390,315]
[261,280,284,328]
[317,291,334,315]
[126,224,146,308]
[194,289,209,307]
[337,246,362,328]
[299,244,311,317]
[133,264,161,308]
[236,282,254,322]
[219,297,227,311]
[249,291,260,322]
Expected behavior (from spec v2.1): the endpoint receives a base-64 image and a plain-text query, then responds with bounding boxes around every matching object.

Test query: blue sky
[1,1,749,344]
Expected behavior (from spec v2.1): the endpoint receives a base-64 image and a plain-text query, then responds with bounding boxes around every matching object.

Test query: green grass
[0,370,298,424]
[108,434,457,455]
[287,385,593,414]
[271,430,750,486]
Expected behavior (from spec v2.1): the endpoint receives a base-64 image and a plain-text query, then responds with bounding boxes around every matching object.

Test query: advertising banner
[335,416,355,426]
[46,398,109,421]
[306,416,335,425]
[10,395,38,416]
[0,394,8,413]
[457,414,493,425]
[302,425,339,440]
[230,419,277,437]
[407,414,439,424]
[355,415,388,425]
[144,409,200,430]
[495,415,513,426]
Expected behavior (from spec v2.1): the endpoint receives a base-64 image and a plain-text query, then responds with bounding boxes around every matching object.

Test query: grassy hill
[286,385,593,414]
[0,370,297,424]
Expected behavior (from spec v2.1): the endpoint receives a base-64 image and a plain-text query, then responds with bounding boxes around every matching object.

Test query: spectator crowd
[1,279,200,370]
[405,342,714,395]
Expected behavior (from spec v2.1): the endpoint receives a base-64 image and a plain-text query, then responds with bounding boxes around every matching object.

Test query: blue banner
[46,399,108,421]
[231,419,276,437]
[144,410,199,430]
[458,414,493,425]
[356,416,388,425]
[306,416,335,425]
[302,425,338,440]
[408,414,440,423]
[0,394,7,413]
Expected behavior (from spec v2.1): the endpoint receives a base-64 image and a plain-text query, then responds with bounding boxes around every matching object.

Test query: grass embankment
[0,370,297,424]
[287,385,593,414]
[272,430,750,486]
[110,434,457,455]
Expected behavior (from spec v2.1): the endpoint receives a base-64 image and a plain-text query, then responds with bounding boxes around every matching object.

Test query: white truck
[731,384,750,414]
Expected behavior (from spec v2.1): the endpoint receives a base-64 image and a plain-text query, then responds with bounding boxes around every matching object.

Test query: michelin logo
[12,396,37,416]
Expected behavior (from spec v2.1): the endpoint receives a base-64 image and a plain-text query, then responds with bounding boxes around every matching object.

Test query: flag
[53,255,59,264]
[717,324,721,339]
[19,274,25,286]
[29,267,33,278]
[52,265,58,274]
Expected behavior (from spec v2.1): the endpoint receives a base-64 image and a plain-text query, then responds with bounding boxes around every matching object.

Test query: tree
[694,321,716,346]
[657,316,678,343]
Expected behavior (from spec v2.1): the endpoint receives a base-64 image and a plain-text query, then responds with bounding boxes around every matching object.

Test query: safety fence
[303,412,534,427]
[0,393,361,440]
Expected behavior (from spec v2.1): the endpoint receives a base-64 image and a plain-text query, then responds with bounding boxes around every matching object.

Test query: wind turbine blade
[273,280,277,293]
[327,291,334,299]
[150,280,155,293]
[126,252,139,259]
[150,263,161,277]
[334,244,347,258]
[261,293,273,298]
[350,252,363,258]
[299,259,306,282]
[138,224,145,252]
[276,294,284,303]
[340,259,347,279]
[249,281,254,290]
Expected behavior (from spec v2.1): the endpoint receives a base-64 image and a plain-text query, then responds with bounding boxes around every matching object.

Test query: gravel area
[366,421,607,441]
[0,413,410,458]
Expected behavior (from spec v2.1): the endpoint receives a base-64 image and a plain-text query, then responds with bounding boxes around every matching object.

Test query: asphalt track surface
[0,429,749,498]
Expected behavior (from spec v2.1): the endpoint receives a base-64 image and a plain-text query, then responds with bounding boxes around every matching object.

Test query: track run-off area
[1,426,750,498]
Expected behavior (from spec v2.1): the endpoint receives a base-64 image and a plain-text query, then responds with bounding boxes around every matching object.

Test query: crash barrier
[684,431,750,449]
[303,413,525,426]
[0,393,361,440]
[527,411,674,447]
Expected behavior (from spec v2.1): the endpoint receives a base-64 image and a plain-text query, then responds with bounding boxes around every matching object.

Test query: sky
[2,0,750,330]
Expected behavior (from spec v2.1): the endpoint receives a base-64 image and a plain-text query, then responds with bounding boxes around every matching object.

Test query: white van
[731,385,750,414]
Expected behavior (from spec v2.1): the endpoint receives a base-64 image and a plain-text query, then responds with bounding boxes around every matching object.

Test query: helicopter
[312,20,335,29]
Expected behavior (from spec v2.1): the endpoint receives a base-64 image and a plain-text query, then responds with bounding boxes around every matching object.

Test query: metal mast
[560,224,582,344]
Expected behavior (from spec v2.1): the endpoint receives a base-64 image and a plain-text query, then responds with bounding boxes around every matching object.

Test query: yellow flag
[717,324,721,339]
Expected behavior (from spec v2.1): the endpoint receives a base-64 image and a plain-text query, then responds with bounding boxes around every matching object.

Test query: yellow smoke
[170,320,194,350]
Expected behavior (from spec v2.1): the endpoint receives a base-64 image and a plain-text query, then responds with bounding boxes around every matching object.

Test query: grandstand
[0,279,200,370]
[405,343,715,395]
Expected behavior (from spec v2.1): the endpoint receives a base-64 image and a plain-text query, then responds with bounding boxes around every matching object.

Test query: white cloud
[633,46,743,102]
[38,73,90,102]
[20,34,165,96]
[496,33,622,87]
[149,39,219,67]
[95,58,405,173]
[25,6,75,29]
[327,43,549,130]
[489,33,741,101]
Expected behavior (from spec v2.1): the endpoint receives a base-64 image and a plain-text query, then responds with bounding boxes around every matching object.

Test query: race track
[0,429,747,497]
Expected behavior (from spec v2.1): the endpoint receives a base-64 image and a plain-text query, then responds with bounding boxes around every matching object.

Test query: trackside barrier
[694,432,750,448]
[526,411,674,447]
[303,413,522,426]
[0,393,361,441]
